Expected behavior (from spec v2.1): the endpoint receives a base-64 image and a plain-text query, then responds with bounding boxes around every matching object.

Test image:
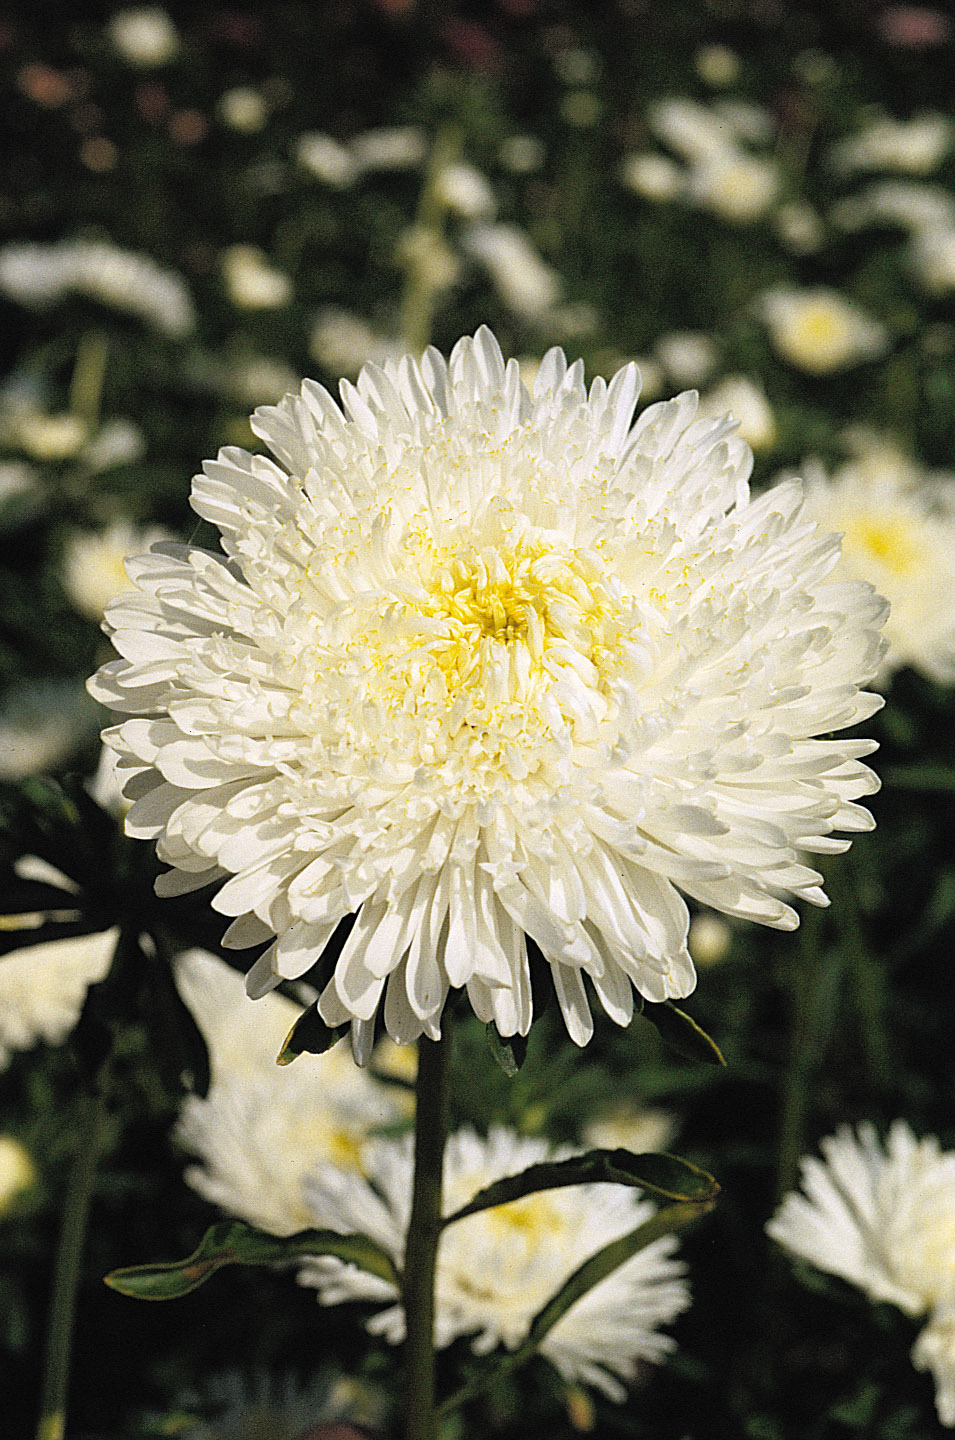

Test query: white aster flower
[350,126,427,175]
[648,98,739,162]
[221,246,292,311]
[759,287,889,374]
[839,180,955,235]
[582,1104,678,1156]
[768,1121,955,1427]
[62,518,174,622]
[694,44,741,88]
[309,307,401,379]
[0,461,38,510]
[654,331,717,387]
[217,87,268,134]
[0,238,195,337]
[773,200,825,255]
[687,912,733,968]
[828,112,952,176]
[687,148,779,224]
[0,927,119,1068]
[107,7,179,67]
[89,328,886,1058]
[795,434,955,682]
[909,221,955,294]
[498,135,545,174]
[294,132,359,188]
[175,949,409,1236]
[435,162,497,220]
[698,375,775,451]
[619,153,684,203]
[300,1126,690,1400]
[460,224,561,318]
[914,1302,955,1427]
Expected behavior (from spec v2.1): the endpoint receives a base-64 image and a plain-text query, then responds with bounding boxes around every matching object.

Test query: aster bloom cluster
[768,1122,955,1426]
[89,328,887,1059]
[794,433,955,684]
[298,1126,690,1401]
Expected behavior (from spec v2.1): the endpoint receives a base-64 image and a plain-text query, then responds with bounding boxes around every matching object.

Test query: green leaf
[104,1220,401,1300]
[276,1001,347,1064]
[443,1147,719,1227]
[523,1198,715,1349]
[485,1022,527,1076]
[642,1000,726,1066]
[439,1196,716,1417]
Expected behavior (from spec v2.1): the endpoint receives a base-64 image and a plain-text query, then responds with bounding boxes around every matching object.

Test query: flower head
[759,287,889,373]
[89,328,886,1058]
[300,1125,690,1400]
[795,433,955,683]
[768,1121,955,1427]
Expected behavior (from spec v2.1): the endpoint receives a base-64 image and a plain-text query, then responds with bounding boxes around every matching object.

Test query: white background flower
[300,1125,690,1400]
[0,927,118,1068]
[795,434,955,683]
[768,1121,955,1427]
[174,949,410,1236]
[90,328,885,1058]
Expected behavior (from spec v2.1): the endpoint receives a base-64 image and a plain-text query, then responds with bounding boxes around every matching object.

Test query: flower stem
[775,902,840,1202]
[399,124,461,357]
[402,1026,451,1440]
[36,1086,107,1440]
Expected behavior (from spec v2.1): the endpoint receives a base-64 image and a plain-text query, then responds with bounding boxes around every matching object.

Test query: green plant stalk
[399,123,462,356]
[826,850,891,1088]
[68,332,108,429]
[775,902,840,1202]
[402,1027,451,1440]
[36,1088,108,1440]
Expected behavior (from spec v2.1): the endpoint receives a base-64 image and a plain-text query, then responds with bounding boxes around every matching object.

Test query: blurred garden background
[3,1,955,1436]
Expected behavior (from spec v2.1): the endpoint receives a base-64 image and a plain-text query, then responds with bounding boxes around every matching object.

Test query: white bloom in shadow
[768,1121,955,1427]
[0,926,118,1068]
[300,1125,690,1401]
[174,949,409,1236]
[89,328,886,1058]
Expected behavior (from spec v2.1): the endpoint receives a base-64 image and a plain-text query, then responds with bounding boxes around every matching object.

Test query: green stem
[402,1027,451,1440]
[36,1087,107,1440]
[68,332,108,429]
[399,124,462,356]
[827,851,892,1090]
[775,903,839,1202]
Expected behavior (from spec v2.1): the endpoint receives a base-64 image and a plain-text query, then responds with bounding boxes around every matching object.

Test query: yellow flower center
[844,514,920,576]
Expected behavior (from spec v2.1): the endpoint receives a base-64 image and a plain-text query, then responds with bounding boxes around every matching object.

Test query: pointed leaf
[522,1198,715,1352]
[443,1147,719,1227]
[642,1000,726,1066]
[485,1022,527,1076]
[439,1197,716,1417]
[276,1001,347,1064]
[104,1220,401,1299]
